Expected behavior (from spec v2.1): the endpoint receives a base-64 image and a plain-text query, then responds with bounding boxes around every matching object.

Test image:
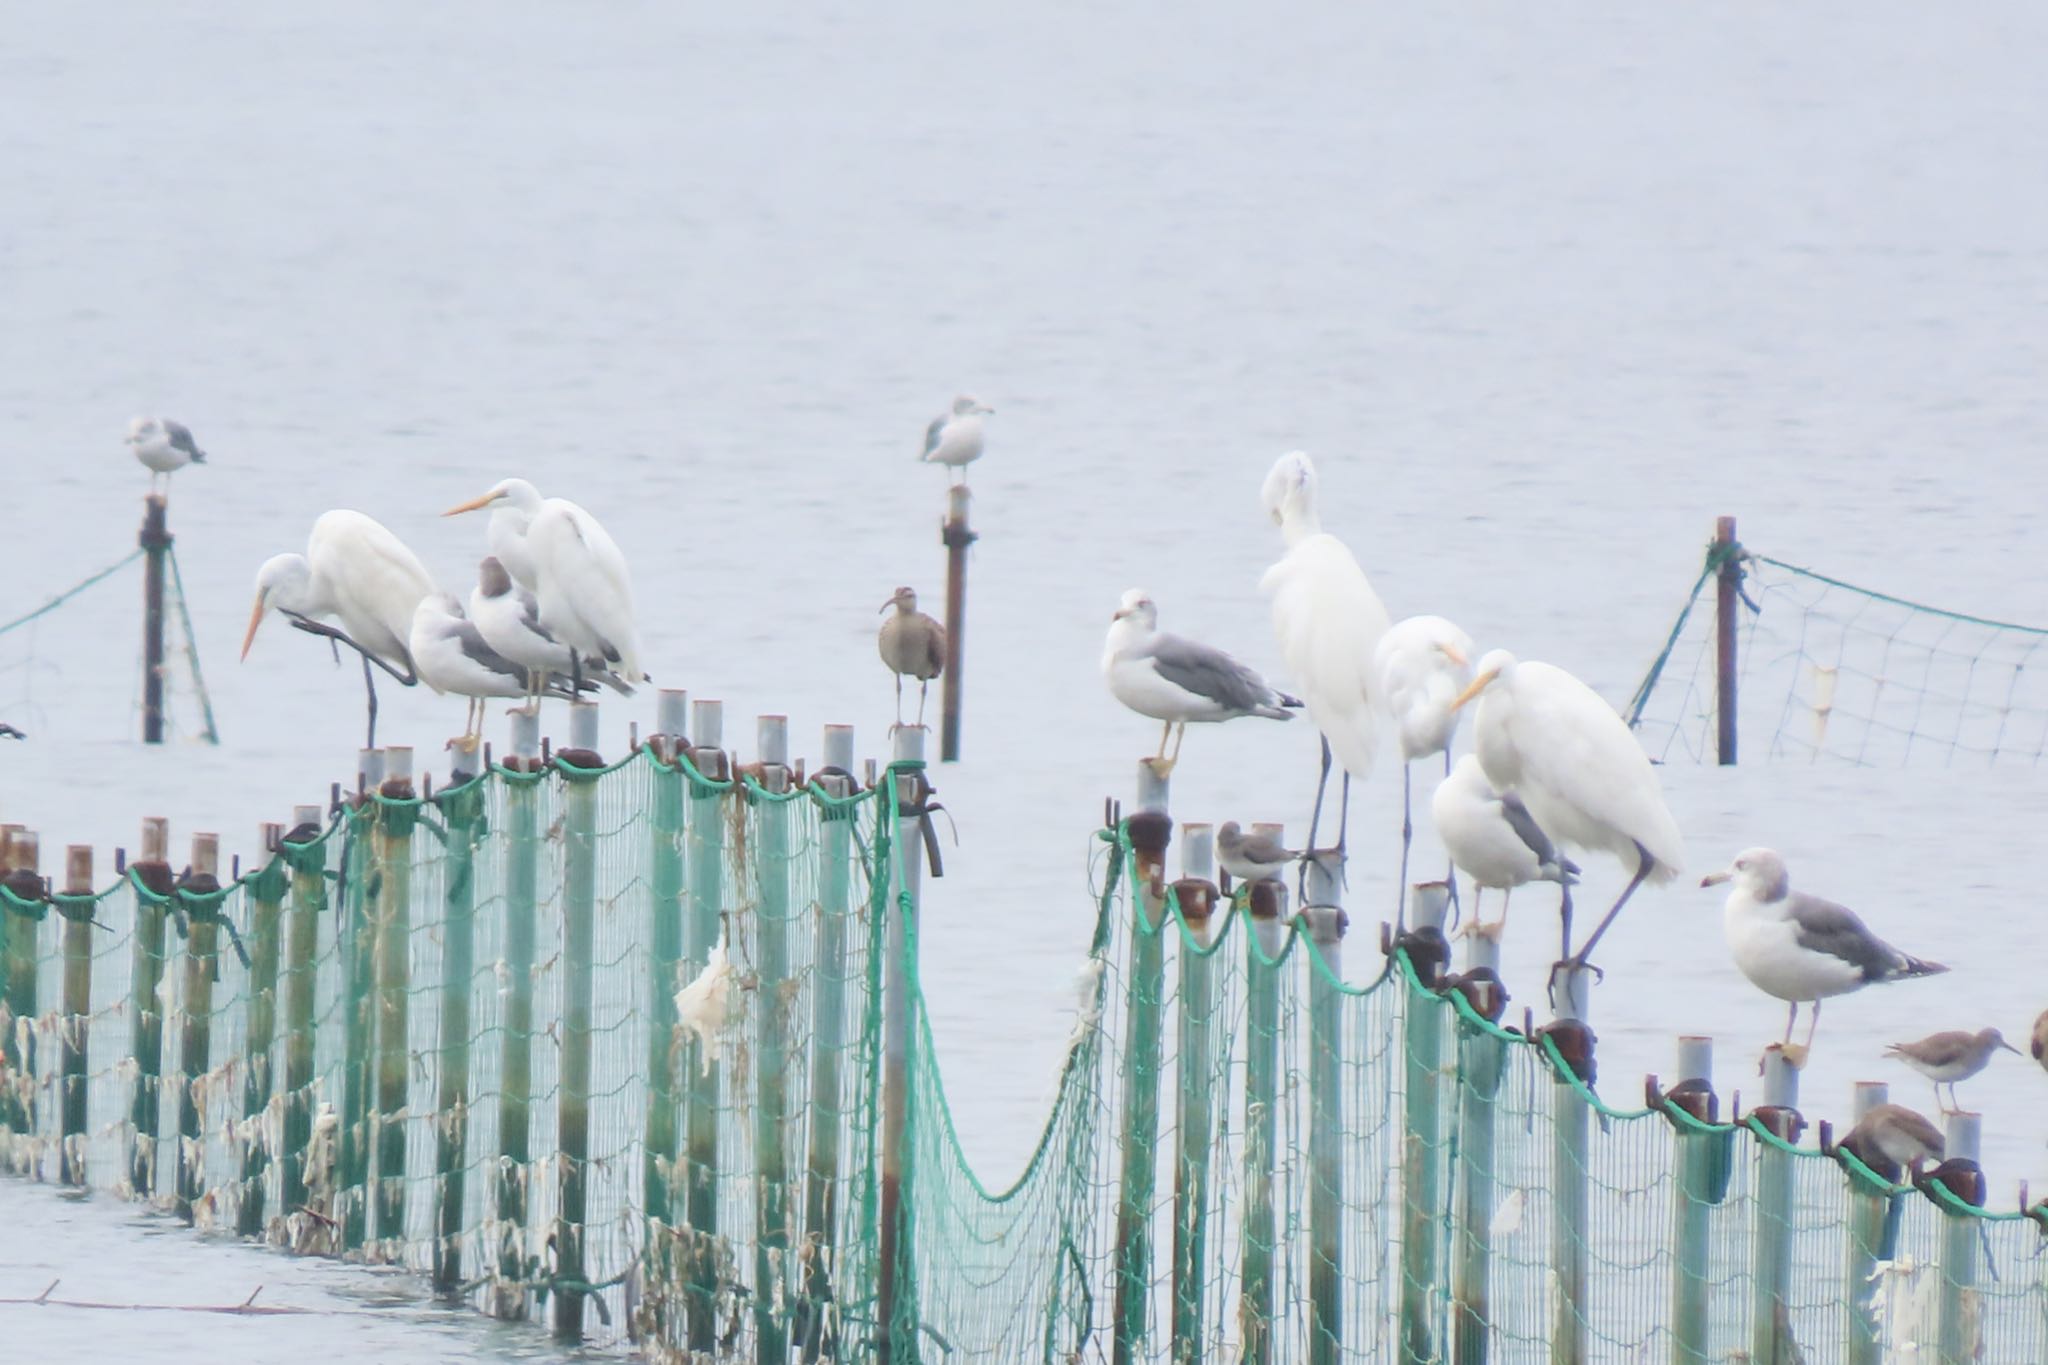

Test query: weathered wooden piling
[1112,761,1171,1365]
[1843,1080,1890,1365]
[877,723,925,1363]
[1239,869,1287,1365]
[1453,926,1508,1365]
[496,714,541,1311]
[1170,822,1218,1365]
[340,747,384,1251]
[1549,962,1596,1365]
[1668,1037,1716,1363]
[643,690,688,1242]
[279,803,325,1226]
[175,831,220,1224]
[1304,854,1346,1365]
[433,748,483,1293]
[140,494,170,745]
[1750,1048,1800,1363]
[939,483,974,763]
[1401,881,1452,1365]
[372,748,416,1256]
[800,723,856,1363]
[0,829,42,1151]
[128,816,172,1199]
[1715,514,1739,765]
[682,698,727,1353]
[60,844,94,1185]
[1936,1111,1982,1365]
[752,714,794,1363]
[239,822,286,1234]
[555,707,598,1339]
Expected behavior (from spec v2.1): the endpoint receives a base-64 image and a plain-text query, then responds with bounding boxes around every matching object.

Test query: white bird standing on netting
[241,510,436,747]
[126,416,206,491]
[1374,614,1475,913]
[411,592,587,751]
[919,395,994,484]
[1432,754,1578,942]
[674,938,745,1076]
[1703,847,1946,1063]
[878,586,946,729]
[1449,648,1684,987]
[1259,451,1392,862]
[445,478,649,691]
[1102,588,1301,775]
[468,556,633,714]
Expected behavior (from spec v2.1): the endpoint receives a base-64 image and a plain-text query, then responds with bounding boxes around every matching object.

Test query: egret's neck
[1277,502,1322,548]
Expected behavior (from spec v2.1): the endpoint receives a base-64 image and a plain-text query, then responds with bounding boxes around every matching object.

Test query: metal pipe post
[1549,962,1596,1365]
[938,484,975,762]
[372,749,416,1256]
[682,698,727,1354]
[555,718,597,1339]
[175,831,220,1224]
[279,803,325,1227]
[1715,515,1739,765]
[752,715,794,1363]
[877,724,925,1362]
[128,816,171,1199]
[1454,927,1508,1365]
[800,723,856,1362]
[1239,876,1288,1365]
[1113,761,1171,1365]
[494,712,541,1314]
[1844,1080,1890,1365]
[60,844,94,1185]
[340,748,382,1251]
[1170,822,1218,1365]
[1304,859,1346,1365]
[1669,1037,1715,1363]
[1751,1049,1800,1364]
[239,823,285,1233]
[1936,1111,1983,1365]
[433,751,482,1293]
[140,494,170,744]
[643,689,688,1242]
[1401,882,1452,1365]
[0,830,40,1145]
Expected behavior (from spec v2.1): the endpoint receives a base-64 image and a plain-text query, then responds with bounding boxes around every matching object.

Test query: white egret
[920,395,993,484]
[1259,452,1392,861]
[241,510,437,746]
[411,593,551,750]
[127,416,206,490]
[1432,754,1578,941]
[1103,588,1300,775]
[468,556,632,712]
[1449,648,1683,980]
[446,480,648,690]
[1374,614,1474,911]
[878,587,946,729]
[1703,847,1946,1059]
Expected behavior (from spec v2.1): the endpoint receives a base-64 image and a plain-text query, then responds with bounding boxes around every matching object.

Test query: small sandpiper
[1216,821,1304,885]
[1839,1101,1945,1181]
[1883,1026,2019,1114]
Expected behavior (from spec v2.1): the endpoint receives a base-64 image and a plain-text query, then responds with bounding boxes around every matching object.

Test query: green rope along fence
[1629,529,2048,767]
[3,740,2045,1360]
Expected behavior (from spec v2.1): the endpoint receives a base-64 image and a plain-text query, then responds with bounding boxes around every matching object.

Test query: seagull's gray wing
[515,585,559,643]
[454,618,527,684]
[1149,633,1294,715]
[1788,893,1943,982]
[921,414,946,457]
[164,420,205,461]
[1498,792,1578,877]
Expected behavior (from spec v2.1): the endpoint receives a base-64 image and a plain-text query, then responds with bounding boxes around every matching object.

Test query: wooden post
[176,831,220,1224]
[0,829,39,1148]
[1936,1111,1982,1365]
[1453,926,1508,1365]
[1751,1049,1799,1364]
[495,714,541,1315]
[128,816,171,1200]
[1239,872,1287,1365]
[555,709,598,1340]
[279,804,325,1229]
[340,747,383,1252]
[682,698,727,1354]
[752,715,794,1364]
[1304,857,1346,1365]
[1549,962,1595,1365]
[1715,515,1739,766]
[140,494,170,744]
[643,689,688,1246]
[877,724,925,1362]
[60,844,94,1186]
[433,748,483,1293]
[800,723,856,1362]
[938,484,974,762]
[239,822,286,1234]
[1170,822,1218,1365]
[1843,1080,1890,1365]
[1112,761,1171,1365]
[1669,1037,1715,1363]
[1401,882,1452,1365]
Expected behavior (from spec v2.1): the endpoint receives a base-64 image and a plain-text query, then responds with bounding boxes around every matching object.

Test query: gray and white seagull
[127,416,207,490]
[919,395,993,484]
[1101,588,1301,775]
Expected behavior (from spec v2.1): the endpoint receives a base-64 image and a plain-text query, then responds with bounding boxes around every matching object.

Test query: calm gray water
[7,4,2048,1358]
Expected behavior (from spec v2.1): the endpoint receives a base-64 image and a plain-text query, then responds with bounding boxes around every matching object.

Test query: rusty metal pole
[1715,515,1739,766]
[141,495,171,744]
[938,486,975,763]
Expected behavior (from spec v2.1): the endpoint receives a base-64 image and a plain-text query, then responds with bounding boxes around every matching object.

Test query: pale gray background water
[6,4,2048,1358]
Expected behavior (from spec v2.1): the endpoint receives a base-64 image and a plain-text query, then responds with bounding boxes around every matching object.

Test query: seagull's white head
[1261,451,1318,530]
[242,553,314,661]
[1700,847,1789,900]
[1448,648,1516,713]
[444,477,542,518]
[1111,588,1158,629]
[125,416,153,445]
[952,394,993,417]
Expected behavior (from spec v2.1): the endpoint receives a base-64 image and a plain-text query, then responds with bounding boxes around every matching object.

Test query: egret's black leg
[1441,748,1461,921]
[362,653,379,749]
[1567,840,1656,971]
[1302,735,1334,898]
[1396,761,1413,928]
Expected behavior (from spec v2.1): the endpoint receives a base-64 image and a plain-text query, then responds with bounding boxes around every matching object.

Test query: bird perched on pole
[1883,1027,2017,1115]
[1838,1102,1944,1182]
[879,586,946,729]
[0,723,23,740]
[468,556,632,714]
[1374,614,1474,913]
[1258,452,1391,862]
[1432,754,1577,941]
[1702,847,1946,1064]
[1102,588,1300,776]
[920,395,994,485]
[126,416,206,491]
[1216,821,1303,886]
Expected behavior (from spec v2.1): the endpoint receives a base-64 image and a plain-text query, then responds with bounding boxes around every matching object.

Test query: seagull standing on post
[1432,754,1577,941]
[920,395,993,485]
[878,586,946,729]
[127,417,206,491]
[1102,588,1300,776]
[411,592,584,751]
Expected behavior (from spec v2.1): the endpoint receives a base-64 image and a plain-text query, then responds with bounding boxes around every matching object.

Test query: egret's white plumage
[126,416,206,487]
[920,395,993,482]
[1374,614,1475,905]
[1102,588,1299,771]
[1433,754,1578,937]
[1451,647,1683,971]
[450,477,546,588]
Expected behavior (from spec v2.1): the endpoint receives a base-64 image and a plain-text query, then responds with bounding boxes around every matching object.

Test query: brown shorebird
[1886,1027,2020,1114]
[1840,1102,1945,1181]
[1216,822,1303,885]
[878,587,945,729]
[2032,1009,2048,1077]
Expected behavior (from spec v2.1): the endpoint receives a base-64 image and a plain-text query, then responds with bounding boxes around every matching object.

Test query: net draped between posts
[2,749,2044,1361]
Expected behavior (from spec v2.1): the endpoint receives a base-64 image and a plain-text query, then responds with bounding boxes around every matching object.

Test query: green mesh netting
[1629,539,2048,766]
[3,751,2043,1360]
